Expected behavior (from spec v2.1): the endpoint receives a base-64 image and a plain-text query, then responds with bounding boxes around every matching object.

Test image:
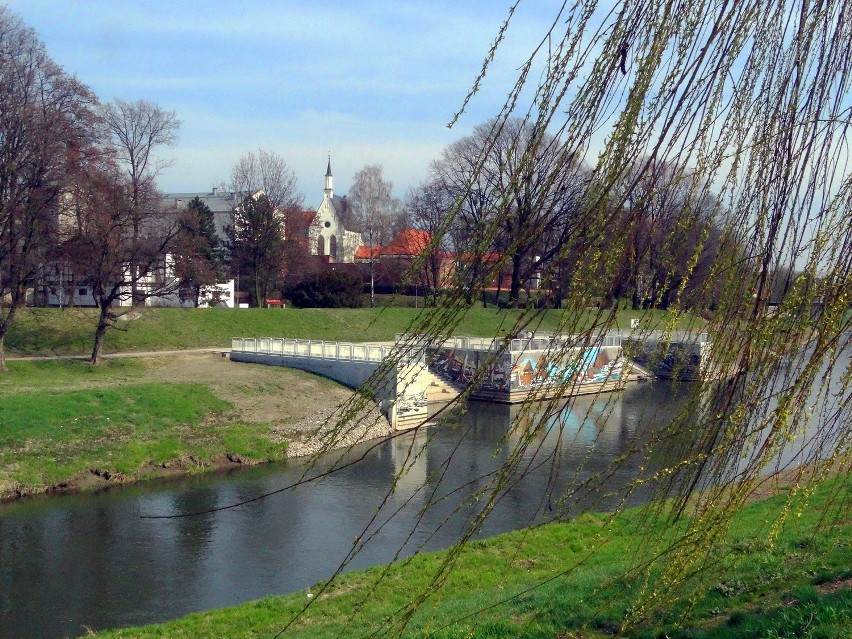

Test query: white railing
[413,332,624,354]
[231,337,393,363]
[231,330,709,364]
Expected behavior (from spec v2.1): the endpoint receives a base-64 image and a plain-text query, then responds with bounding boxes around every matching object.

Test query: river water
[1,348,847,639]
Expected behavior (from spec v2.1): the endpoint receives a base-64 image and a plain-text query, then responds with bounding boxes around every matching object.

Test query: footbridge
[229,330,711,430]
[229,337,430,430]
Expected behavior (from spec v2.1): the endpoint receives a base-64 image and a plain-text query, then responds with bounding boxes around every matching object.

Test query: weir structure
[229,331,710,430]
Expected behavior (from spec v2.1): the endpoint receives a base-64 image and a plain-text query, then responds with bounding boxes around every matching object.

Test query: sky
[7,0,559,205]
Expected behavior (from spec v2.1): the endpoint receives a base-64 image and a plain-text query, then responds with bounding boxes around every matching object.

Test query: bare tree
[405,180,452,297]
[101,98,180,305]
[0,6,98,371]
[348,164,398,307]
[437,119,586,306]
[230,149,303,211]
[431,135,502,305]
[61,158,179,364]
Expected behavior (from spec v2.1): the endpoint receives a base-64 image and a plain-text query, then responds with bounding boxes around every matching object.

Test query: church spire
[324,153,333,197]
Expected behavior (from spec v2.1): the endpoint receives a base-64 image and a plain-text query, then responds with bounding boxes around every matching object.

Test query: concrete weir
[229,331,712,431]
[229,338,431,431]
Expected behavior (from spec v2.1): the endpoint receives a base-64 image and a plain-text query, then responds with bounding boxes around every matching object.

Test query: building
[307,158,362,263]
[162,188,241,242]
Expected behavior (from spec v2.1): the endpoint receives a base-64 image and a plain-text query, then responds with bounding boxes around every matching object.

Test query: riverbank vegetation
[94,470,851,638]
[0,353,354,499]
[3,306,701,358]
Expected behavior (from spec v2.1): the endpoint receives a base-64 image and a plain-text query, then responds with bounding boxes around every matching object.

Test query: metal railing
[231,338,392,363]
[231,330,709,364]
[402,330,708,355]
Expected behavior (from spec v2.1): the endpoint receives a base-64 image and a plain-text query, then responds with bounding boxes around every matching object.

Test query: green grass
[0,381,235,489]
[5,306,703,357]
[0,355,326,495]
[0,357,146,388]
[94,474,852,638]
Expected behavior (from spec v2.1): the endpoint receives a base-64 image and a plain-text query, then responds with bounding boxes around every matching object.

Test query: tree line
[0,6,394,364]
[0,3,815,372]
[401,119,746,311]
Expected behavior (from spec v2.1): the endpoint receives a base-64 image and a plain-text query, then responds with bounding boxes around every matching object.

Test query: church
[306,158,362,263]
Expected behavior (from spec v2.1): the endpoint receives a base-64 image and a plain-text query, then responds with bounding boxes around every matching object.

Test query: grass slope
[5,306,703,357]
[94,474,852,638]
[0,355,352,497]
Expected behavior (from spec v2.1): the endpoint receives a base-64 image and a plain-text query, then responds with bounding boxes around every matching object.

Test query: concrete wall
[427,344,626,395]
[623,338,705,380]
[229,351,384,390]
[228,350,429,430]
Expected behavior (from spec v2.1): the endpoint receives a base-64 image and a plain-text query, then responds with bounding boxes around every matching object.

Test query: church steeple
[324,154,333,198]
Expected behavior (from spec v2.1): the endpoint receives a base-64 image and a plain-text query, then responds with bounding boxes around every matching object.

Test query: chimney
[212,187,218,196]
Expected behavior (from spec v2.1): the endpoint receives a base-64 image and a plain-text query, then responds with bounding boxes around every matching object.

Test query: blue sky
[7,0,557,204]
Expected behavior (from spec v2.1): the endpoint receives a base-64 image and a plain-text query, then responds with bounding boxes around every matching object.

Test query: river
[1,346,847,639]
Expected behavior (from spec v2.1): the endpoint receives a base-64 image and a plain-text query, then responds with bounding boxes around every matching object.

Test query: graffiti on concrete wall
[429,346,624,392]
[397,389,428,416]
[623,339,701,380]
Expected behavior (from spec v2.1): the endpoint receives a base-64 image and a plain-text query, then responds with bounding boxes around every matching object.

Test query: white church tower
[308,156,362,263]
[324,157,334,197]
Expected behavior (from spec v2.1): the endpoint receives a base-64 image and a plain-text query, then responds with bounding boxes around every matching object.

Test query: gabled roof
[380,229,431,256]
[329,194,349,215]
[162,190,241,214]
[356,228,460,261]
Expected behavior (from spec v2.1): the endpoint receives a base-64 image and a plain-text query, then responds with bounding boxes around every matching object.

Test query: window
[317,235,325,256]
[78,287,87,296]
[324,221,331,228]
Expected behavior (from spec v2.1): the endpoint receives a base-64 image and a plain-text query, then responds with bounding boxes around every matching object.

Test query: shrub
[285,270,363,308]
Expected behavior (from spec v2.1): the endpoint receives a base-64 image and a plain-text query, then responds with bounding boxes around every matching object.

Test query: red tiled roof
[355,228,499,264]
[380,229,432,257]
[285,210,316,237]
[355,245,382,260]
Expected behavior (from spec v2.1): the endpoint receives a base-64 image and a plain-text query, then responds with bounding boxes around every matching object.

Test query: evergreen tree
[173,197,225,306]
[227,194,285,307]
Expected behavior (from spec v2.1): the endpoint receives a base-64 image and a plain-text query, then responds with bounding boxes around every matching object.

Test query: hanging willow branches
[318,0,851,633]
[165,1,852,635]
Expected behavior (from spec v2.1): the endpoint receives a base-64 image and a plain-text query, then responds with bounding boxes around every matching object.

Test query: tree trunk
[0,333,7,372]
[90,305,111,364]
[508,253,523,307]
[0,304,19,372]
[370,259,375,308]
[464,259,480,305]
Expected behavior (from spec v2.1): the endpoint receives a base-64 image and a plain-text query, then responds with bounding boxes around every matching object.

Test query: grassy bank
[94,473,851,638]
[4,306,703,357]
[0,354,354,498]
